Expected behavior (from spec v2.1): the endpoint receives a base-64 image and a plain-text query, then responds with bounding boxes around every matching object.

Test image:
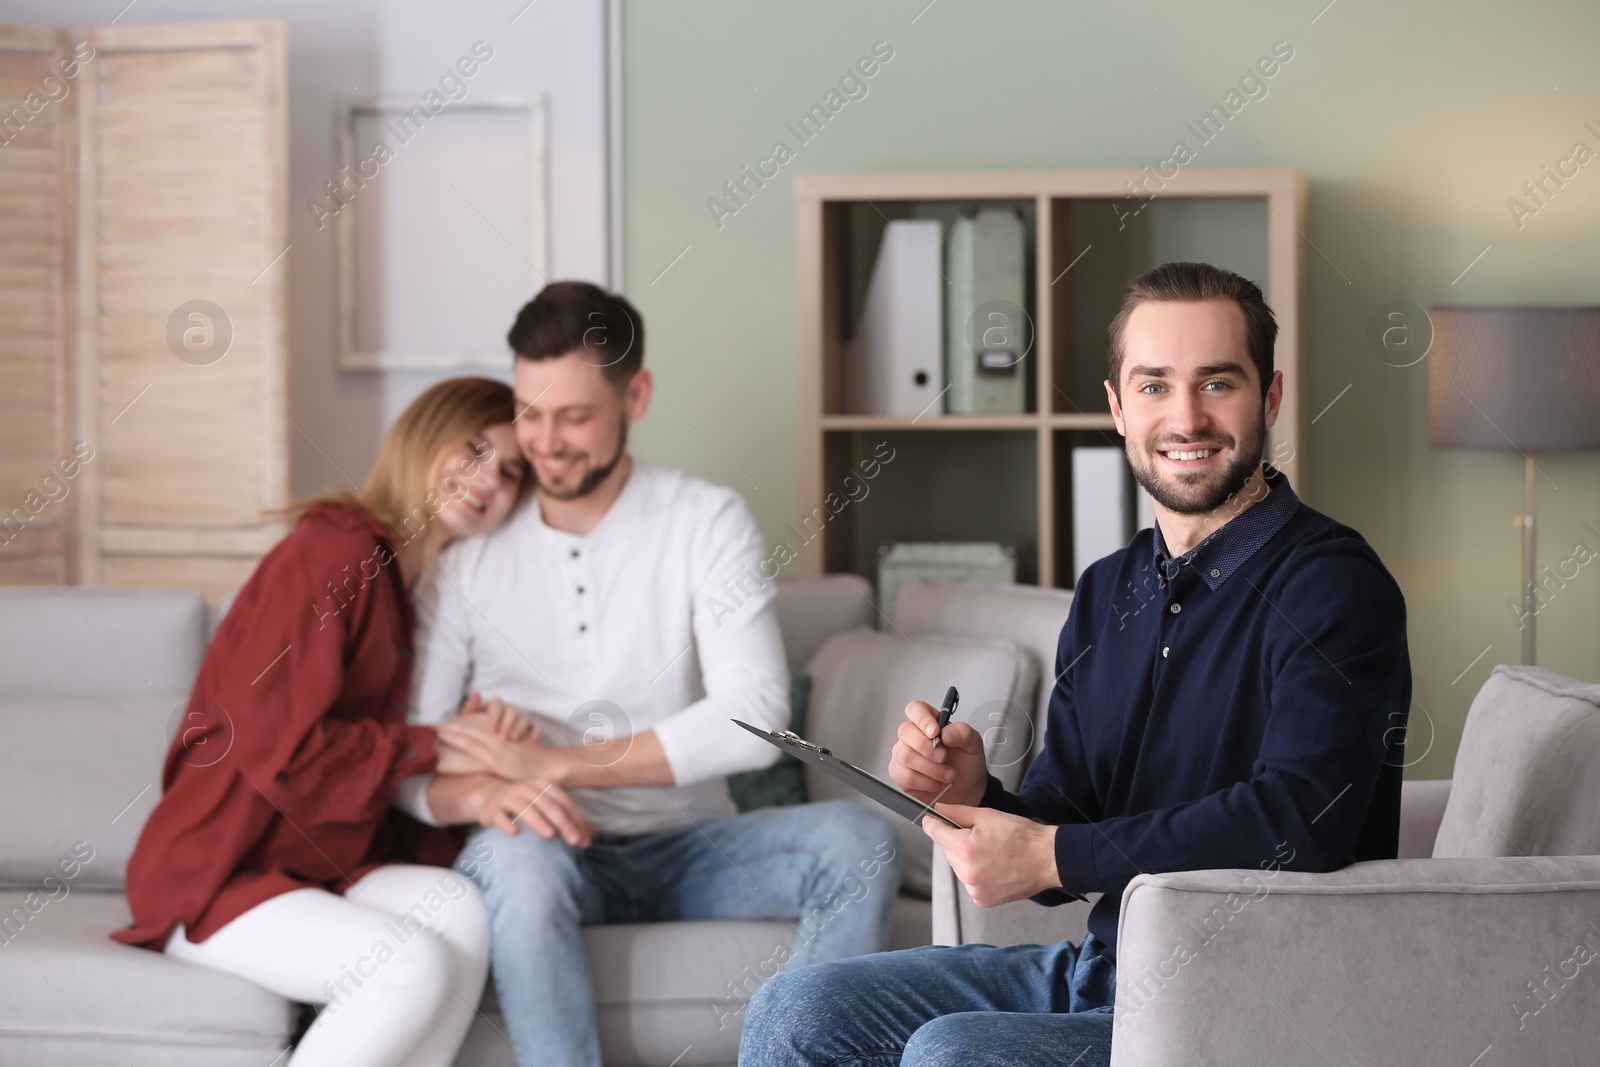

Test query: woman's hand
[476,778,593,847]
[436,713,570,783]
[432,692,546,777]
[432,734,489,775]
[458,691,538,741]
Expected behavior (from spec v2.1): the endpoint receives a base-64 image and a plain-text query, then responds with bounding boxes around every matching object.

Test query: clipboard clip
[776,730,831,755]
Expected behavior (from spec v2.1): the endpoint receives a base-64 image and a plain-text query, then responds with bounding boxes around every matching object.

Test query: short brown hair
[506,281,644,384]
[1106,262,1277,400]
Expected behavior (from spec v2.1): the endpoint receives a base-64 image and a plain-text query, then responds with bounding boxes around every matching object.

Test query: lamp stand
[1521,453,1537,666]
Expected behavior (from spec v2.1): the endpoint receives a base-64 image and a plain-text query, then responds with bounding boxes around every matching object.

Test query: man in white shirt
[401,282,902,1067]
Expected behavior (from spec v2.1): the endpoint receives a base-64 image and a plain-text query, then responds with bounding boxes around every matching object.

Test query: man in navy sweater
[739,262,1412,1067]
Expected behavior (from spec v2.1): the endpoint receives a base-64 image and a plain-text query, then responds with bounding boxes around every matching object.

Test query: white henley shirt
[398,458,789,835]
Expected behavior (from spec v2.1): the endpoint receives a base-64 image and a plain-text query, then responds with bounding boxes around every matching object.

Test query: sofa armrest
[1399,777,1452,859]
[930,844,1095,948]
[1109,856,1600,1067]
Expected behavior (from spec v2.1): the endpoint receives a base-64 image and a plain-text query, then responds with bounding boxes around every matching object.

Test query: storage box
[876,542,1018,627]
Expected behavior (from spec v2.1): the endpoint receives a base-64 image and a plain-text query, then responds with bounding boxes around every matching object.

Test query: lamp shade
[1428,306,1600,450]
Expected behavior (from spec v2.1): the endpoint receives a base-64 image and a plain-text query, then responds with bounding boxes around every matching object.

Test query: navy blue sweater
[982,467,1412,960]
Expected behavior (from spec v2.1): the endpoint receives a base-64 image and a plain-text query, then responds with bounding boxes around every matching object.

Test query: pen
[930,685,959,753]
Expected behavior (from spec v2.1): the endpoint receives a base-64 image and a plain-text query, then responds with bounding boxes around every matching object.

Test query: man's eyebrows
[513,398,595,412]
[1125,361,1250,379]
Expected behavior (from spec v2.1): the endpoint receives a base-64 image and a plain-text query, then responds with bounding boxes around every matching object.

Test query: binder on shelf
[1072,448,1132,584]
[944,207,1027,415]
[845,219,944,417]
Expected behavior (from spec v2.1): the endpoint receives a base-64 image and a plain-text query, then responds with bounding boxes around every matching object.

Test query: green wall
[621,0,1600,781]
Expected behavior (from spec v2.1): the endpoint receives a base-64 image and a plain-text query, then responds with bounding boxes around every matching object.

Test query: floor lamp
[1428,306,1600,665]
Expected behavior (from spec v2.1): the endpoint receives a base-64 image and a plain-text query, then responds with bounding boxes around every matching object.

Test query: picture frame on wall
[333,93,550,371]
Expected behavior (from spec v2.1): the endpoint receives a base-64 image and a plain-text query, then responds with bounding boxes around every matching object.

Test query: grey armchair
[932,664,1600,1067]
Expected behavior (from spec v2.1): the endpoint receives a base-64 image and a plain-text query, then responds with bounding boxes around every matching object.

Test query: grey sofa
[932,662,1600,1067]
[0,575,1067,1066]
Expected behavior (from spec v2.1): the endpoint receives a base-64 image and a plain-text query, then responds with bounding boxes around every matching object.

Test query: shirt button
[579,623,588,633]
[577,586,585,594]
[1210,568,1221,579]
[1162,646,1169,658]
[570,548,580,559]
[1169,603,1182,614]
[393,700,404,711]
[407,749,418,760]
[274,772,288,784]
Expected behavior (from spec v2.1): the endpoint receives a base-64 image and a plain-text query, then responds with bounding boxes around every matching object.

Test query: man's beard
[1127,406,1266,516]
[535,419,629,502]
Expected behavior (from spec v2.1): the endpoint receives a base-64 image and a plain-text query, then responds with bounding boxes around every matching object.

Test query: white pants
[165,864,490,1067]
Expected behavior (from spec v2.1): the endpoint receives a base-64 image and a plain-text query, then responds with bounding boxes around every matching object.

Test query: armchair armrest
[931,843,1096,948]
[930,780,1456,945]
[1109,856,1600,1067]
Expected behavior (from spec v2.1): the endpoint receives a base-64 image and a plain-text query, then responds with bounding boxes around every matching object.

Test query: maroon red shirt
[115,502,460,950]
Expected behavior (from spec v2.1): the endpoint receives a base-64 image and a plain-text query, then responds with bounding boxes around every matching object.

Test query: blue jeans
[738,935,1116,1067]
[459,799,902,1067]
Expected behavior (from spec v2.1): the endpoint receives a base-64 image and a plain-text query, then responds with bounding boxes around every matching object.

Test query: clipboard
[733,719,965,829]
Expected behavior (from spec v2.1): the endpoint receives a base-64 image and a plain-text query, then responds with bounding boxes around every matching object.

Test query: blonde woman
[115,377,585,1065]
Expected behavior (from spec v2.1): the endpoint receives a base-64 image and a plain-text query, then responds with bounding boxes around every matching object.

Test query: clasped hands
[431,692,593,847]
[888,699,1062,907]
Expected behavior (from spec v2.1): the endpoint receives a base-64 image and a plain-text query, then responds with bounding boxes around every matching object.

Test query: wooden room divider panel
[78,21,289,598]
[0,26,80,584]
[0,20,288,601]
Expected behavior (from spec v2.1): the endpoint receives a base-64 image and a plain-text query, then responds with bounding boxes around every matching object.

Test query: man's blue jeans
[458,799,902,1067]
[738,935,1116,1067]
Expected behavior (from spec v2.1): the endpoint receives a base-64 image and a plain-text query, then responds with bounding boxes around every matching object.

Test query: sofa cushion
[1434,664,1600,858]
[891,578,1072,763]
[0,697,173,889]
[461,918,834,1067]
[727,673,811,813]
[0,889,294,1064]
[0,587,207,699]
[586,918,801,1064]
[803,629,1037,896]
[459,892,932,1067]
[0,891,925,1067]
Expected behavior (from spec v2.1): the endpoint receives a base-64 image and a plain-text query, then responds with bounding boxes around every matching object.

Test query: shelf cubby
[795,169,1304,590]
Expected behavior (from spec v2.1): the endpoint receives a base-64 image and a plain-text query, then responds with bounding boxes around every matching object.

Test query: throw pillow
[728,672,812,812]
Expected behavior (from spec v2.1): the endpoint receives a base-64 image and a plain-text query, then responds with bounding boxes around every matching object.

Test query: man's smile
[1157,444,1224,470]
[536,455,582,478]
